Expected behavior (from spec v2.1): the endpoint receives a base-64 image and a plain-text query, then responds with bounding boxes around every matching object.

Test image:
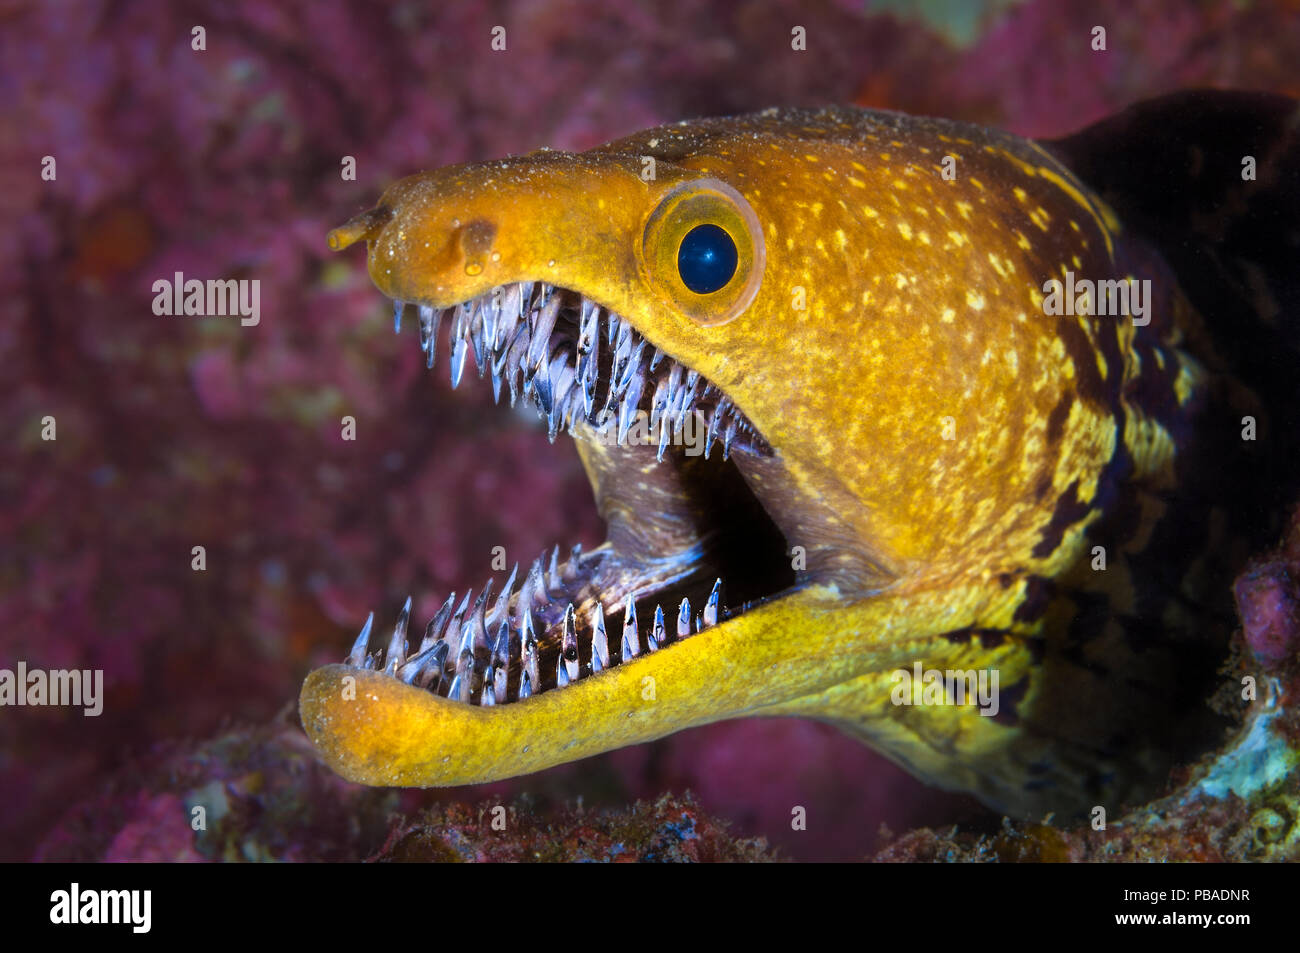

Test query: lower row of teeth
[341,546,725,707]
[393,282,763,459]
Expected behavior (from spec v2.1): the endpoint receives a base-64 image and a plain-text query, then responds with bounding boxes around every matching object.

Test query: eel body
[303,95,1299,816]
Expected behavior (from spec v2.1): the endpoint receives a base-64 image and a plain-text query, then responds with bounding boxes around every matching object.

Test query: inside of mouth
[341,281,796,706]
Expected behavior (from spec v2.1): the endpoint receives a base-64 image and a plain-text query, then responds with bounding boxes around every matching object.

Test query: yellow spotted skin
[306,106,1234,816]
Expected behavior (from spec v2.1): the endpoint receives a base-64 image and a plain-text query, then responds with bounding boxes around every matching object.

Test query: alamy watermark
[50,883,150,933]
[891,662,999,717]
[152,271,260,326]
[593,408,708,456]
[1,662,103,716]
[1041,271,1150,326]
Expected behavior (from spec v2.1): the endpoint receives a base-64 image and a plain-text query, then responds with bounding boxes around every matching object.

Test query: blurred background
[3,0,1298,862]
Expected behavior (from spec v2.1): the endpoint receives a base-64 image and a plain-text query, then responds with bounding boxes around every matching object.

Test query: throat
[727,449,900,596]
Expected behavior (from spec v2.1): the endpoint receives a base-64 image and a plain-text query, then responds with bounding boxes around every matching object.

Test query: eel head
[302,107,1131,808]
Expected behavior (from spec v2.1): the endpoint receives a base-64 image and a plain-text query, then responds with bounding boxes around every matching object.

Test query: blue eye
[677,224,738,294]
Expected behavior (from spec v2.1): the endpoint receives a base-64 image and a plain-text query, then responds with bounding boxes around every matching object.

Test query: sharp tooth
[443,591,472,651]
[556,655,570,687]
[384,596,413,674]
[447,671,469,703]
[617,371,645,444]
[562,603,580,682]
[649,376,670,431]
[722,418,737,460]
[704,578,721,627]
[495,308,518,358]
[492,622,510,699]
[613,334,634,389]
[552,358,577,411]
[450,334,468,388]
[399,640,448,687]
[621,594,640,659]
[606,311,620,347]
[677,598,691,639]
[450,300,471,348]
[666,362,683,415]
[492,660,508,703]
[561,389,583,435]
[522,609,540,687]
[496,285,521,349]
[420,592,457,652]
[530,355,553,415]
[522,557,544,607]
[615,315,633,356]
[649,346,665,372]
[470,301,487,375]
[656,415,672,461]
[418,305,440,368]
[680,375,701,422]
[704,407,722,459]
[577,305,599,418]
[488,564,519,629]
[547,545,561,592]
[523,282,542,314]
[547,355,573,438]
[590,604,609,673]
[455,627,474,673]
[481,669,497,706]
[526,293,562,369]
[604,331,633,416]
[482,289,501,353]
[503,323,529,406]
[619,340,646,393]
[346,612,375,667]
[577,300,597,357]
[648,604,665,652]
[491,619,511,667]
[581,357,597,418]
[518,669,534,700]
[393,300,404,334]
[459,585,491,657]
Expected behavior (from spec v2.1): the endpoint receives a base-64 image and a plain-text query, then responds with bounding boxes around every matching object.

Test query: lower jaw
[299,584,837,788]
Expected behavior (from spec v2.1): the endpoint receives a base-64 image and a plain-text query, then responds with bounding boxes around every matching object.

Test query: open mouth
[338,282,796,708]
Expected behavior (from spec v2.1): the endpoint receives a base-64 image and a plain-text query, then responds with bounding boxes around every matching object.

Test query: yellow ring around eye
[638,178,765,327]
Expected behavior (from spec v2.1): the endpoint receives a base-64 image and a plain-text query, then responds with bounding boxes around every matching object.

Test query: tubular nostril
[456,219,497,276]
[327,205,395,251]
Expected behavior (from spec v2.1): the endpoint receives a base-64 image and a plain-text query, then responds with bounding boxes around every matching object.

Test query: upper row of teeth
[342,544,725,707]
[393,282,759,459]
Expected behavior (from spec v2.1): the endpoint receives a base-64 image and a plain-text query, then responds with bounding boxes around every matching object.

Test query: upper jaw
[383,278,772,458]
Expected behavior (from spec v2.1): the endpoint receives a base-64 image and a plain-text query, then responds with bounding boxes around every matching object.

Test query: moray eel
[303,94,1299,817]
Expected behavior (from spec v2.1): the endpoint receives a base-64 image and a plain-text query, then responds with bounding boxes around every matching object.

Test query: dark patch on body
[1045,397,1071,446]
[1013,574,1056,624]
[990,677,1029,727]
[1031,479,1094,559]
[940,627,1008,649]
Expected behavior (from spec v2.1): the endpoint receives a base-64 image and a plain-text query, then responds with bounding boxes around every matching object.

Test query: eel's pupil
[678,223,737,294]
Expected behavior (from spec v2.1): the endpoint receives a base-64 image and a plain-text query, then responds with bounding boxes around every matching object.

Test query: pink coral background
[3,0,1298,861]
